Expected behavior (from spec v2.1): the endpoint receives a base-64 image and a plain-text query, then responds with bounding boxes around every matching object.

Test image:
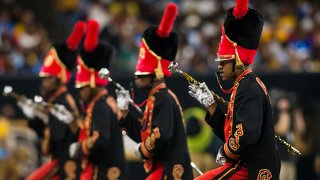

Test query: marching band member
[116,3,193,179]
[188,0,281,179]
[24,21,85,179]
[70,19,127,180]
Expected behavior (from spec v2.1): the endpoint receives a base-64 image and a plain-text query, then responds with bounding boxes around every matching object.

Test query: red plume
[84,20,99,52]
[66,21,86,50]
[233,0,249,19]
[157,2,178,37]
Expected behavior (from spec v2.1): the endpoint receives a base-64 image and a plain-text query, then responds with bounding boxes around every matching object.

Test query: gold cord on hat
[141,38,165,79]
[155,57,164,79]
[233,43,244,68]
[224,33,244,68]
[90,71,96,88]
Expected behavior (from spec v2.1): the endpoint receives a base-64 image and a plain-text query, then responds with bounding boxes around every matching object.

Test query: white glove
[50,104,74,124]
[216,147,227,166]
[134,143,143,160]
[69,142,81,159]
[188,82,215,107]
[116,89,131,111]
[17,98,35,119]
[33,102,49,124]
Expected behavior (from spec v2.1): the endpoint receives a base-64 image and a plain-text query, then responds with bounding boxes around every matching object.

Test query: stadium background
[0,0,320,179]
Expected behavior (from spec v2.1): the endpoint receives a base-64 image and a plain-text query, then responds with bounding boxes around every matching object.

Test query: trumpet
[98,68,142,114]
[168,62,301,156]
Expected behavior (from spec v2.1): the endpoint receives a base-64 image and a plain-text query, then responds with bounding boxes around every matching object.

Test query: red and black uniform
[77,90,127,180]
[26,21,85,180]
[75,20,128,179]
[199,69,280,179]
[124,3,192,179]
[196,0,280,179]
[27,86,80,180]
[120,83,193,179]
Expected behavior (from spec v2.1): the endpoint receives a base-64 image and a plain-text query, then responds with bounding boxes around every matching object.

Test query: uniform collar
[234,68,252,84]
[89,89,107,105]
[149,83,166,97]
[47,86,67,103]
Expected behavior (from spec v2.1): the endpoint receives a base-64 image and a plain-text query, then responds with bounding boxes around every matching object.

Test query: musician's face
[78,86,92,102]
[217,60,234,80]
[134,75,153,89]
[40,76,60,96]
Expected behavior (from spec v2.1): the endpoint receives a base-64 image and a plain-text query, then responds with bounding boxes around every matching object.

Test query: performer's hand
[17,98,35,119]
[50,104,74,124]
[69,142,81,159]
[134,143,143,160]
[188,82,215,107]
[216,147,227,166]
[116,89,131,111]
[34,106,49,124]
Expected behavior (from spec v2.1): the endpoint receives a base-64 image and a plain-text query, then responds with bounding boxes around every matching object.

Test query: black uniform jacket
[28,87,79,178]
[81,91,127,180]
[205,70,281,180]
[120,83,193,180]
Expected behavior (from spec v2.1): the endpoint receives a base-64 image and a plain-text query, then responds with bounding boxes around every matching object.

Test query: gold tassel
[90,71,96,88]
[233,43,244,68]
[155,58,164,79]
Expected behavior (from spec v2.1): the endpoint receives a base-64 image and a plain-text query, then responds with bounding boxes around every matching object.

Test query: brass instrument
[168,62,301,156]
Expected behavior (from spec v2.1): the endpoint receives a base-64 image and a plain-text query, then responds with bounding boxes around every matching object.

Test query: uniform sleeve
[92,101,113,140]
[222,86,263,160]
[139,93,174,159]
[205,107,226,141]
[119,113,142,143]
[84,101,113,155]
[28,118,46,138]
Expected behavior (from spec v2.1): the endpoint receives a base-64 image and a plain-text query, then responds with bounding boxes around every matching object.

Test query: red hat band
[75,57,108,88]
[135,39,171,77]
[39,48,72,84]
[217,26,257,65]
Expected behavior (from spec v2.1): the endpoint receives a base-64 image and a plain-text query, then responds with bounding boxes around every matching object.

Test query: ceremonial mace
[4,85,52,109]
[98,68,142,114]
[3,86,79,122]
[168,62,301,156]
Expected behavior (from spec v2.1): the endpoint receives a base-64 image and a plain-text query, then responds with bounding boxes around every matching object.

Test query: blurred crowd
[1,0,320,76]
